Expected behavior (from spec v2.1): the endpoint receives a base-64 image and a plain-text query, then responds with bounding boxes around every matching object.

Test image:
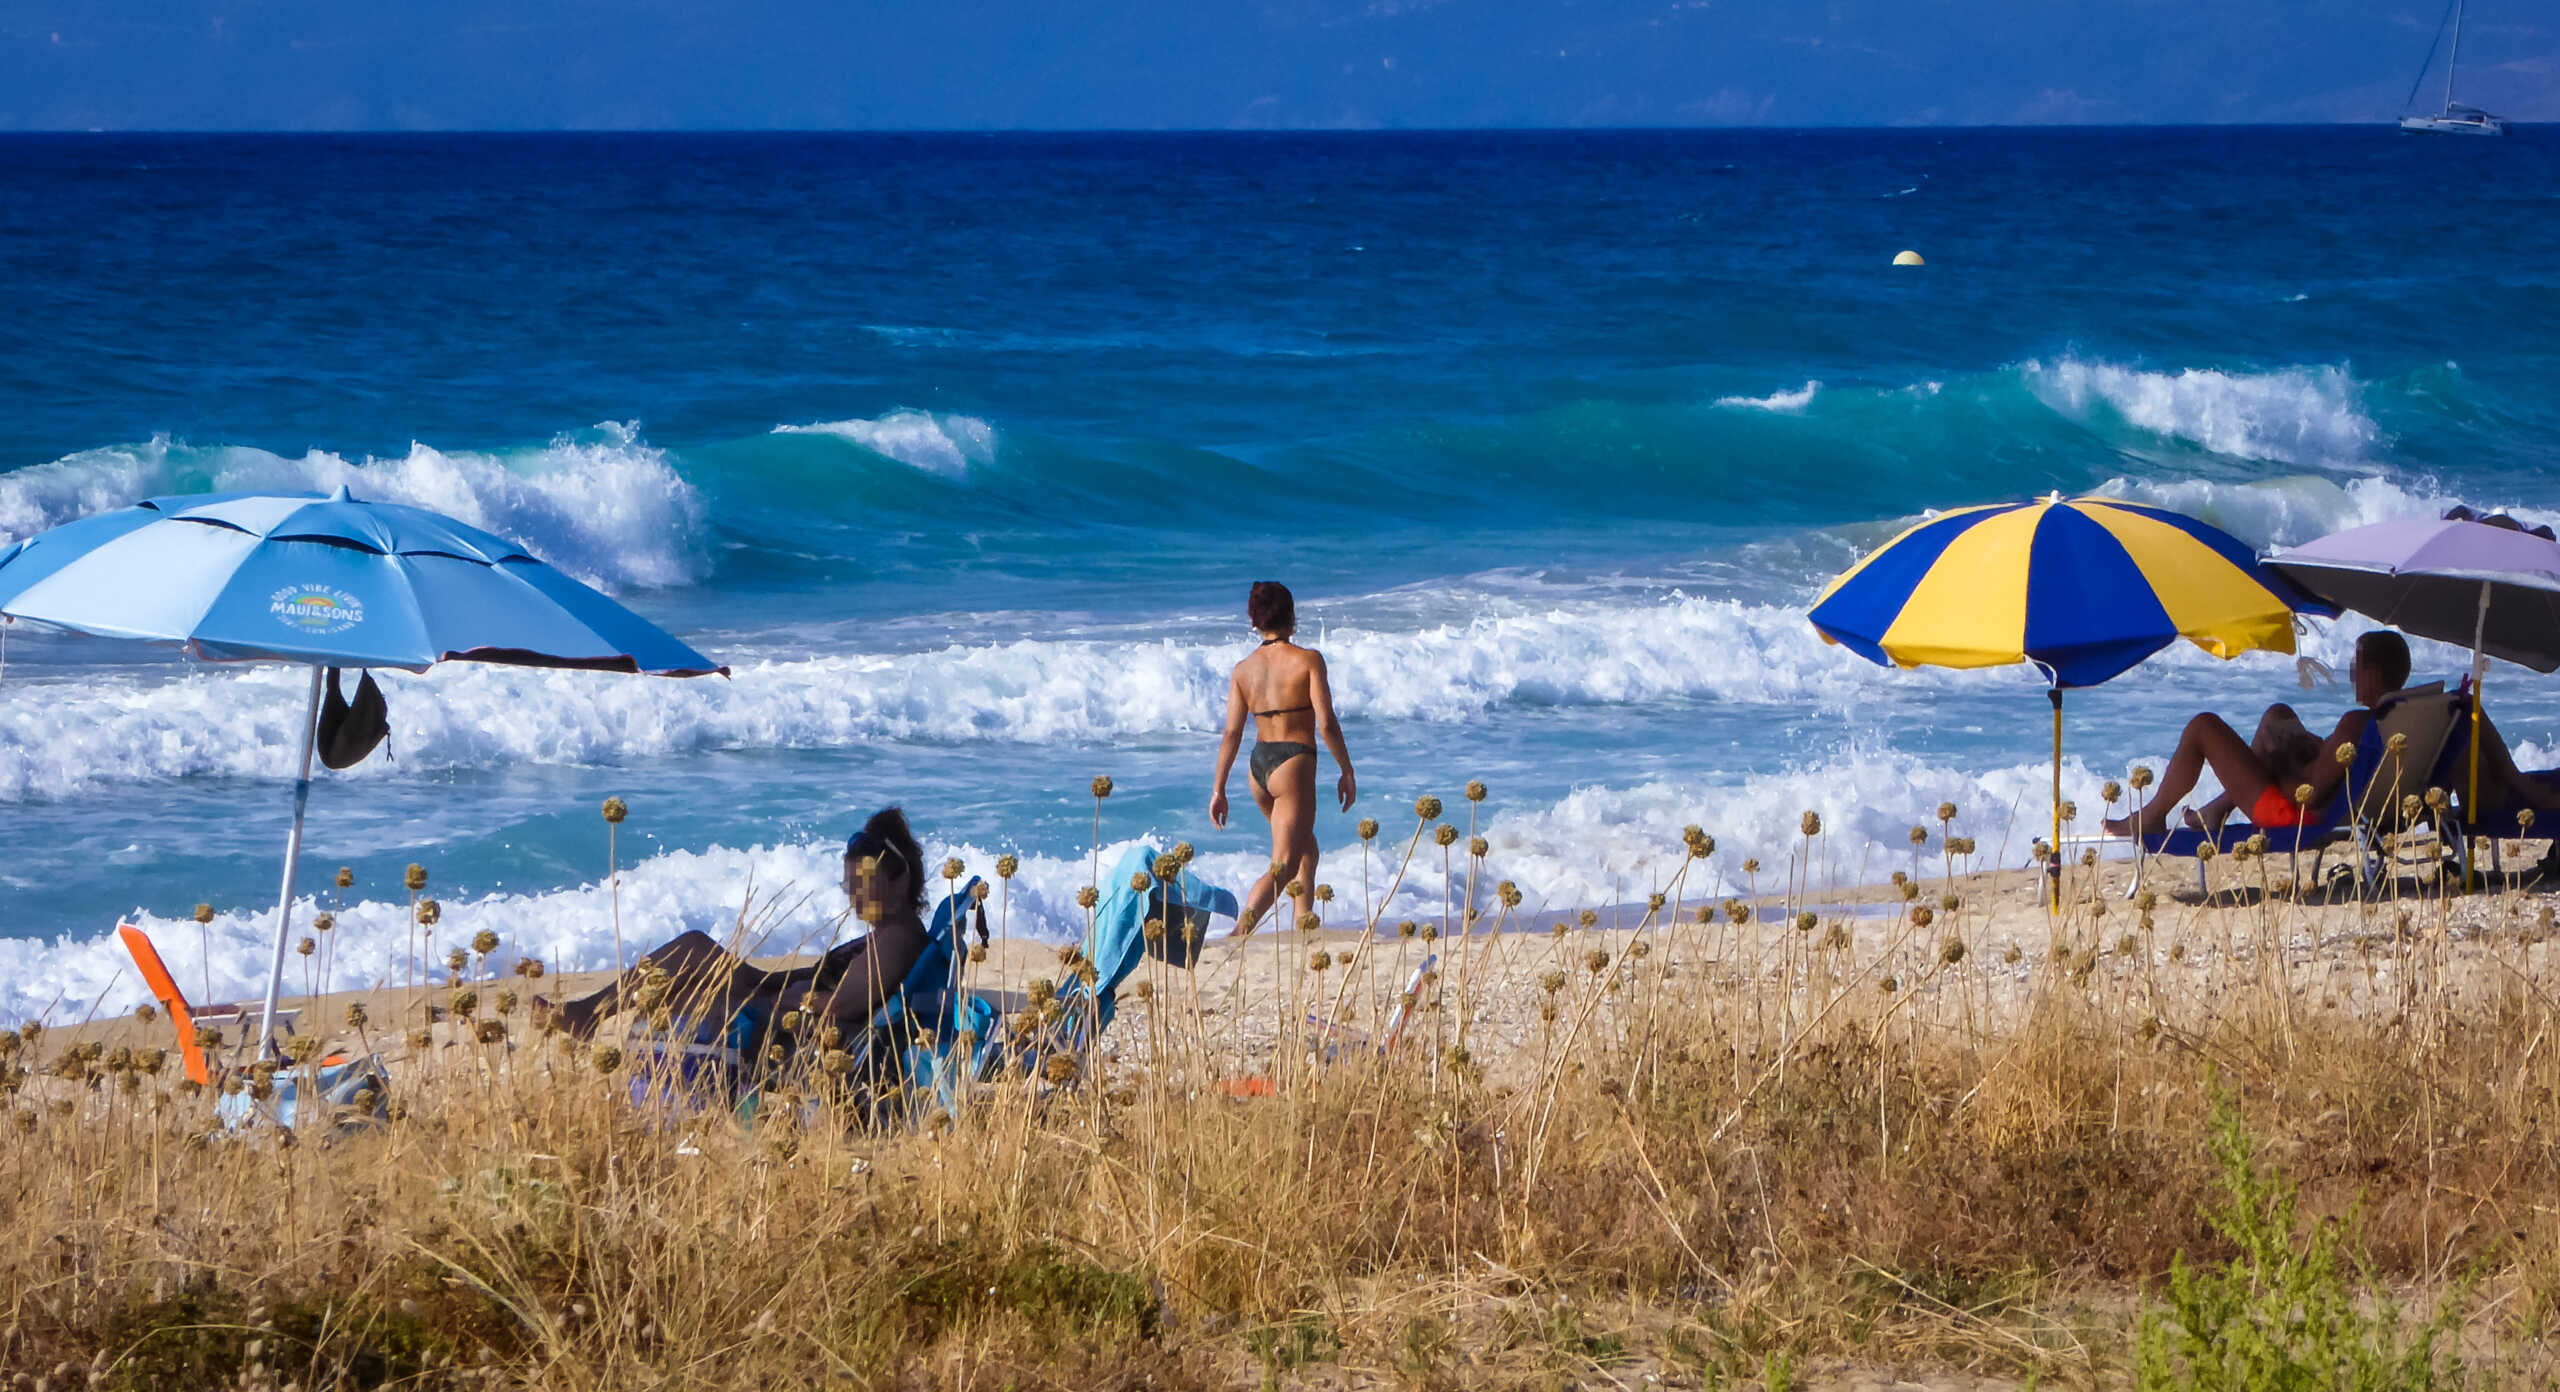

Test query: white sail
[2401,0,2508,135]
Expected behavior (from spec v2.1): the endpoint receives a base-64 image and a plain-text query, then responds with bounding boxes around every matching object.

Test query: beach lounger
[118,924,306,1085]
[1292,951,1437,1062]
[2125,682,2465,899]
[1280,951,1443,1079]
[118,924,387,1132]
[2425,708,2560,878]
[214,1051,393,1132]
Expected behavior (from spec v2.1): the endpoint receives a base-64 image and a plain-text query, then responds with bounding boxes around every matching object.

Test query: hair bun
[844,806,928,914]
[1248,580,1296,635]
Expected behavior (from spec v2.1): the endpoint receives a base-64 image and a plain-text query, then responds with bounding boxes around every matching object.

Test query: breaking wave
[0,424,704,590]
[0,587,1895,800]
[1713,380,1821,412]
[3,749,2109,1024]
[773,411,999,478]
[2021,356,2377,466]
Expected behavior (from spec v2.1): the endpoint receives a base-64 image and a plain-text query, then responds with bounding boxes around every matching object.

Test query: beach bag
[1144,859,1231,969]
[215,1053,393,1134]
[628,1002,764,1120]
[317,667,390,769]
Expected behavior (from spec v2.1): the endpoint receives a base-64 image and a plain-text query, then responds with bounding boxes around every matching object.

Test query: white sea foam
[1713,380,1821,412]
[773,411,998,477]
[0,751,2121,1024]
[2022,356,2377,466]
[0,425,703,590]
[0,589,1941,800]
[2092,473,2560,552]
[11,465,2541,805]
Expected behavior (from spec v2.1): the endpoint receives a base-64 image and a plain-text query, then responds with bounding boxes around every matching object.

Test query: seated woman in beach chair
[2424,692,2560,879]
[539,807,936,1060]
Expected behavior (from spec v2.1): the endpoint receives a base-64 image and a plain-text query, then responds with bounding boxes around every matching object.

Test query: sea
[2,128,2556,1021]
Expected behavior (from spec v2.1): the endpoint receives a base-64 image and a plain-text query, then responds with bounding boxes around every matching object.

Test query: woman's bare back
[1236,641,1321,743]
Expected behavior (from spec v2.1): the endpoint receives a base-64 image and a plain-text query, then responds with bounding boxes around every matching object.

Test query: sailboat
[2401,0,2507,135]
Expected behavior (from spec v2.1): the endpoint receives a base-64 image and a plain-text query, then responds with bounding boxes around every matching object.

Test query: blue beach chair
[626,878,994,1124]
[2450,795,2557,879]
[2425,706,2560,881]
[838,876,1006,1128]
[2128,683,2466,899]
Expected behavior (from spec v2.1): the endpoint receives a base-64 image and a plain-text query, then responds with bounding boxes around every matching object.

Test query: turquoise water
[3,129,2556,1017]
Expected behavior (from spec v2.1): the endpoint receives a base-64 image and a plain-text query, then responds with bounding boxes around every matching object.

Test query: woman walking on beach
[1211,582,1355,933]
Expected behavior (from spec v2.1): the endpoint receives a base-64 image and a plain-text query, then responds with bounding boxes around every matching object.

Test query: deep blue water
[3,129,2557,1017]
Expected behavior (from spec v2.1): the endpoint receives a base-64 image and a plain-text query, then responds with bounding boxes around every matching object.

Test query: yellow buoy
[1892,250,1925,266]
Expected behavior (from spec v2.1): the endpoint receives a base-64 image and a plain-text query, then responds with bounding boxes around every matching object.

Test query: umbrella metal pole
[255,666,327,1064]
[2048,685,2068,910]
[2466,582,2489,892]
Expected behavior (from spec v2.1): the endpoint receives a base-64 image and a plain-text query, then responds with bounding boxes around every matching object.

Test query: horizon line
[1,120,2544,137]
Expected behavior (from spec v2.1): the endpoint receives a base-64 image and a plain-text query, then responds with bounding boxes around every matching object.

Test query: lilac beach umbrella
[2267,508,2560,673]
[2265,507,2560,885]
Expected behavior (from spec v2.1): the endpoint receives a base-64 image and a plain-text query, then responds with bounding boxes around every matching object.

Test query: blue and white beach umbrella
[0,488,725,1054]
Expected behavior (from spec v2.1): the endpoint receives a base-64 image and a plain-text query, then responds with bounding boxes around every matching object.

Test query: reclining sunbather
[2174,702,2326,836]
[538,807,931,1041]
[2102,631,2407,839]
[2103,630,2559,838]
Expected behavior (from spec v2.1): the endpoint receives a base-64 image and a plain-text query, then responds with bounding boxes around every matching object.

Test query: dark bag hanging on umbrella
[316,667,390,770]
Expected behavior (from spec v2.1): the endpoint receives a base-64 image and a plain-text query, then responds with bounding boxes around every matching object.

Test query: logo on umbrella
[269,584,365,635]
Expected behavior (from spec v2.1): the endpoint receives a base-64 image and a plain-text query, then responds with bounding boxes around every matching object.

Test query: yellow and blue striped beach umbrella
[1809,495,2328,689]
[1809,495,2332,900]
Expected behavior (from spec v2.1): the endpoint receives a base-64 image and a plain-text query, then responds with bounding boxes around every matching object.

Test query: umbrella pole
[2048,685,2068,910]
[255,665,327,1064]
[2465,582,2490,893]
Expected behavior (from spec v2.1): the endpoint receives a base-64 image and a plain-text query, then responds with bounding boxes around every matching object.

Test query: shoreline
[70,841,2557,1077]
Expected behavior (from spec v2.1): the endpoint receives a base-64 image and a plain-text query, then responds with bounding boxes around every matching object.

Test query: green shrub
[2136,1091,2469,1391]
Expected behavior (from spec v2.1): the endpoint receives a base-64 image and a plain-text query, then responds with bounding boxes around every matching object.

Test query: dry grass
[6,796,2560,1390]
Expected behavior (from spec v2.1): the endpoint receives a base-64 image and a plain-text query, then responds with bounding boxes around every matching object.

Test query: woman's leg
[2188,793,2238,835]
[2184,704,2304,833]
[1234,771,1286,933]
[2104,711,2277,837]
[538,930,763,1038]
[2472,710,2560,812]
[1269,753,1321,930]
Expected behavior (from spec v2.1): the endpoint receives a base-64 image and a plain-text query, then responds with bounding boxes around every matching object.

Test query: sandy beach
[82,840,2557,1085]
[24,839,2557,1389]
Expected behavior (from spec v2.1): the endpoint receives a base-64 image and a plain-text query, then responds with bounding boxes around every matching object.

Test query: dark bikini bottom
[1250,740,1317,793]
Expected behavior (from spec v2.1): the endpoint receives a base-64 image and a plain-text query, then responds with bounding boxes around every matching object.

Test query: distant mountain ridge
[0,0,2553,130]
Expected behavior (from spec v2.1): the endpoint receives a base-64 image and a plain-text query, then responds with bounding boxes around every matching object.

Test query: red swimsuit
[2249,784,2305,828]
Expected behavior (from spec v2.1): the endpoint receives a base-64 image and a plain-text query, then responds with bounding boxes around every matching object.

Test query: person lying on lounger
[537,807,931,1040]
[2100,630,2408,839]
[2171,702,2327,836]
[2103,630,2558,838]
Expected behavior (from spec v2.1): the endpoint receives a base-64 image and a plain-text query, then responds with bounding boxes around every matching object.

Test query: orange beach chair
[118,923,311,1083]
